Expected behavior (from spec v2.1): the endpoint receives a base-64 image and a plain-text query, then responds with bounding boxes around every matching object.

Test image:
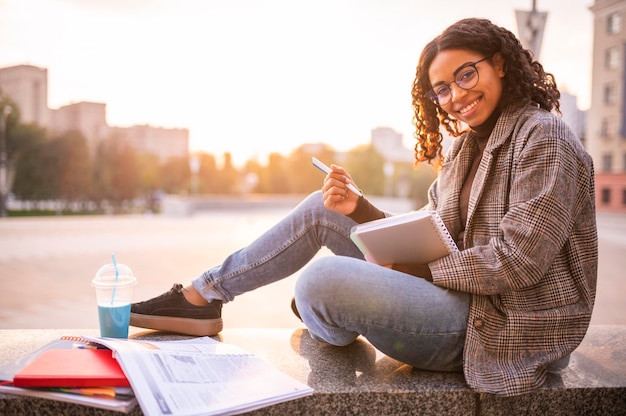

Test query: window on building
[604,83,618,104]
[608,13,621,34]
[601,118,610,138]
[601,188,611,205]
[606,46,620,69]
[602,153,613,172]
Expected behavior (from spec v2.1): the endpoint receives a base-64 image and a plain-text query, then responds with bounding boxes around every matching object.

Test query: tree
[344,145,386,195]
[216,152,239,194]
[264,153,290,193]
[10,123,51,200]
[196,152,220,193]
[242,157,264,194]
[0,94,20,215]
[91,135,141,211]
[287,144,336,193]
[51,131,91,205]
[136,153,160,195]
[409,162,438,208]
[158,156,190,194]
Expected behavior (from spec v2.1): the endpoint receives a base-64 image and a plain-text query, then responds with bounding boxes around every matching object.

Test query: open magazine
[1,335,313,416]
[87,335,313,416]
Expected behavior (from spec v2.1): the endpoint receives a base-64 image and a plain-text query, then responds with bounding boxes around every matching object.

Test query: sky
[0,0,594,165]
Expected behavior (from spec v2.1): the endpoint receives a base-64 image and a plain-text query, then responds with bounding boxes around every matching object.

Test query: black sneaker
[130,283,223,336]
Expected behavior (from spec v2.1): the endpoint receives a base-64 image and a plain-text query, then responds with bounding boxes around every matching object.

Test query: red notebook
[13,348,130,388]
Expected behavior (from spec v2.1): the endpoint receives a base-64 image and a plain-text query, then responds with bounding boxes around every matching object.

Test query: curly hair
[411,18,560,167]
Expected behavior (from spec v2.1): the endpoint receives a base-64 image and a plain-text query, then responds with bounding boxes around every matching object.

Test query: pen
[73,343,107,350]
[311,157,363,197]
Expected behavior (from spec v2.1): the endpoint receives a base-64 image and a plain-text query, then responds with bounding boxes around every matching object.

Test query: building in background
[371,127,415,198]
[52,101,109,148]
[560,91,587,148]
[588,0,626,213]
[0,65,50,127]
[371,126,413,163]
[111,124,189,162]
[0,64,188,162]
[515,2,588,144]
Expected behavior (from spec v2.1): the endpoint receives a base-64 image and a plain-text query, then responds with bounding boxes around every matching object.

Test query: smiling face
[428,49,505,128]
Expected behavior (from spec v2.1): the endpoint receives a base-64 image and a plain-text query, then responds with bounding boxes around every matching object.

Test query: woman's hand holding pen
[321,164,360,215]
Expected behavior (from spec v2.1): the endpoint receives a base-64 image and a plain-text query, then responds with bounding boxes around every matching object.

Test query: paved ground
[0,196,624,330]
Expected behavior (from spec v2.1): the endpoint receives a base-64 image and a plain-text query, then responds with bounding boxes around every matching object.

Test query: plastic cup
[92,263,137,338]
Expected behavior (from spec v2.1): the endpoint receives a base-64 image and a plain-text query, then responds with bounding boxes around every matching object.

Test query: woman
[131,18,597,396]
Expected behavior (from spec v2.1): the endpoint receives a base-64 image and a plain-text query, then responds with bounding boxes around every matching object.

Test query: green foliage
[344,145,386,195]
[250,144,337,194]
[158,156,190,194]
[195,152,219,193]
[287,145,336,194]
[3,90,437,214]
[215,153,239,194]
[11,124,53,200]
[53,131,91,202]
[410,162,438,208]
[136,153,160,194]
[91,135,142,208]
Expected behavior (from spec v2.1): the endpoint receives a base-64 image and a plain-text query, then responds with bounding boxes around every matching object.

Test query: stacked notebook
[12,348,130,388]
[0,337,136,413]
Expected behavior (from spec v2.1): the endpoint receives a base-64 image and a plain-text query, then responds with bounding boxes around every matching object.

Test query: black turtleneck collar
[470,106,502,139]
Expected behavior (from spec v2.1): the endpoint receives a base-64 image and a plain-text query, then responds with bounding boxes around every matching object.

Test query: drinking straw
[111,253,119,305]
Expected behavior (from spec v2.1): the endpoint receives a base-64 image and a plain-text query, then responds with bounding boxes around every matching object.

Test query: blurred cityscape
[0,60,437,215]
[0,0,624,216]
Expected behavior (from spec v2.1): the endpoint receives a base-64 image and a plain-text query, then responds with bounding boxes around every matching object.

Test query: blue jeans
[192,191,470,372]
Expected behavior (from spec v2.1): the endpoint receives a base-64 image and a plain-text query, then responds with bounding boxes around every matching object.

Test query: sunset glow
[0,0,593,165]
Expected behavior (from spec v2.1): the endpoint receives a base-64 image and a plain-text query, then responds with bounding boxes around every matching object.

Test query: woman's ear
[492,52,506,78]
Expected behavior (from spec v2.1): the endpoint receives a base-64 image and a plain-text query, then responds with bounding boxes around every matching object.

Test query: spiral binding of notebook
[60,336,94,343]
[429,211,459,253]
[60,335,109,350]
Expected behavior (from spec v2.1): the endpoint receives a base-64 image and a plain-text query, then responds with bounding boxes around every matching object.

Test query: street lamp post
[0,106,12,218]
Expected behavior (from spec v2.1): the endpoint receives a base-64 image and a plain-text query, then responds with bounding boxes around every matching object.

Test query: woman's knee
[294,190,325,215]
[297,256,370,307]
[294,257,363,345]
[296,256,334,298]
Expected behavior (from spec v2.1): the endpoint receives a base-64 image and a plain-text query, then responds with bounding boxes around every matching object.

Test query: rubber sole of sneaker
[130,313,223,336]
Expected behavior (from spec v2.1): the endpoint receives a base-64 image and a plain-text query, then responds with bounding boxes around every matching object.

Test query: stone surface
[0,325,625,415]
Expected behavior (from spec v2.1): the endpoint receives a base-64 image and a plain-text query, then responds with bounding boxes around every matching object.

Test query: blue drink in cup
[97,303,132,338]
[92,264,136,338]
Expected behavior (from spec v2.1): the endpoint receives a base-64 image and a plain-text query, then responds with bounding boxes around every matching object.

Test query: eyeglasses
[428,56,491,106]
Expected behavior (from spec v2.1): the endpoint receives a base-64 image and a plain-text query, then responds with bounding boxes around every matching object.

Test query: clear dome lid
[94,263,134,278]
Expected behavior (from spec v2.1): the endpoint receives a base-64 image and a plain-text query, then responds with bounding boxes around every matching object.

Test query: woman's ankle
[182,285,210,306]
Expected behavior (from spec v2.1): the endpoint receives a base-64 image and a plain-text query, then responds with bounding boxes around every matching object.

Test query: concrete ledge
[1,325,625,415]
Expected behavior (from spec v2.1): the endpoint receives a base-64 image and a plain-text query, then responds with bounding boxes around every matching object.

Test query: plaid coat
[428,104,597,396]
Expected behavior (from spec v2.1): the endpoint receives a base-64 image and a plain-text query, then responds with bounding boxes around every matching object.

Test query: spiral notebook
[350,210,459,265]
